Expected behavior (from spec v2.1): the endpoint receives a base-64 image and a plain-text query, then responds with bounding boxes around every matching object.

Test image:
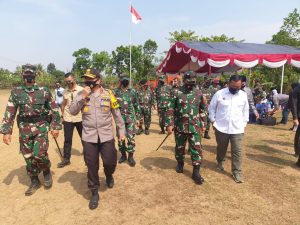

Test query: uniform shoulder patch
[108,89,120,109]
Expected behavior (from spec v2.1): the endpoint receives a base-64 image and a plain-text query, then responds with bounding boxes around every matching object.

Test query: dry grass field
[0,89,299,225]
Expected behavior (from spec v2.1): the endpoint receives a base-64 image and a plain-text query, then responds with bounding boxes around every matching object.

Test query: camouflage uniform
[137,82,155,134]
[154,76,172,133]
[166,71,206,184]
[113,85,141,154]
[0,85,61,177]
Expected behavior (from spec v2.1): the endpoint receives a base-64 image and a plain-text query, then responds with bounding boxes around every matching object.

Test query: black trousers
[63,121,83,160]
[294,122,300,155]
[83,139,117,190]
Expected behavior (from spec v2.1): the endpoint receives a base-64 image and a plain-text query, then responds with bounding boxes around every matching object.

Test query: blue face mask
[229,87,240,95]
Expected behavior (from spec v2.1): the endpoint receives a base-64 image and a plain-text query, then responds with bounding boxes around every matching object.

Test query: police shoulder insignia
[108,89,120,109]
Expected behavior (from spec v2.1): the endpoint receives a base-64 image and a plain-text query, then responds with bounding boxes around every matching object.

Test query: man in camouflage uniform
[202,79,221,139]
[113,75,141,167]
[137,79,156,135]
[154,74,172,134]
[166,71,207,185]
[0,64,62,196]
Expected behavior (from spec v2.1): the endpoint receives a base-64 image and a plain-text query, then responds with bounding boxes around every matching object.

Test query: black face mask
[23,75,35,83]
[159,80,164,85]
[85,80,98,89]
[229,87,240,95]
[121,80,129,87]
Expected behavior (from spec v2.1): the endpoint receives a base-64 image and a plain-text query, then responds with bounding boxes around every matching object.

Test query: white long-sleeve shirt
[208,87,249,134]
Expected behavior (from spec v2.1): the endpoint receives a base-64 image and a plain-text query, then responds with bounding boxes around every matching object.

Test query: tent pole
[280,64,285,94]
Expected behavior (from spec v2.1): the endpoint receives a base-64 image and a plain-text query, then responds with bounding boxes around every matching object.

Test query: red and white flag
[130,5,142,24]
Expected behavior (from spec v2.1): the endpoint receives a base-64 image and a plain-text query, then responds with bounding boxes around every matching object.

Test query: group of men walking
[0,65,275,209]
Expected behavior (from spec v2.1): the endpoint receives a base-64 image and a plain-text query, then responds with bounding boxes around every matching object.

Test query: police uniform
[69,69,125,209]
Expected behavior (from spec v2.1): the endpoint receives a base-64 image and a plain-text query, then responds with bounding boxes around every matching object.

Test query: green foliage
[47,63,56,74]
[72,48,92,76]
[168,29,242,44]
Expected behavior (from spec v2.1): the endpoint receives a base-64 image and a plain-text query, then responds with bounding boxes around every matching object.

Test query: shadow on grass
[249,144,293,156]
[2,165,28,186]
[246,153,295,168]
[263,140,293,148]
[57,171,108,200]
[140,156,232,179]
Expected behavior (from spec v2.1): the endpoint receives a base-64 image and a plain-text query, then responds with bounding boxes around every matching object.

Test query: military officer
[136,79,156,135]
[0,64,62,195]
[113,75,141,167]
[166,71,206,185]
[154,74,172,134]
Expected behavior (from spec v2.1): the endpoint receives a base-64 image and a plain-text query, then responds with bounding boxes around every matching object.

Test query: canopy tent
[157,41,300,92]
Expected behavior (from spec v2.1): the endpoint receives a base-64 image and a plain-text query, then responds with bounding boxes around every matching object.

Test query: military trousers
[63,121,83,160]
[158,108,167,131]
[175,131,202,165]
[215,129,244,174]
[118,122,136,153]
[140,107,151,129]
[19,122,51,177]
[83,139,117,190]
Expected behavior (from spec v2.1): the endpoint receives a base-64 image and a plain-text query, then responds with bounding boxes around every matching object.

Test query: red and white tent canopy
[157,41,300,74]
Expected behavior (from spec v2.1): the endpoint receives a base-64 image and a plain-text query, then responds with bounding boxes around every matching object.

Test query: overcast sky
[0,0,299,71]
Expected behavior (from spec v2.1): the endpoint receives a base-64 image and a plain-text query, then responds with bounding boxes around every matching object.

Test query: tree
[72,48,92,76]
[47,63,56,74]
[35,64,45,76]
[268,8,300,47]
[258,8,300,92]
[168,30,199,44]
[92,51,110,75]
[199,34,243,42]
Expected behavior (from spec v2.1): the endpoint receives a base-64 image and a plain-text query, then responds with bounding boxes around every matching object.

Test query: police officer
[137,79,156,135]
[166,71,206,185]
[70,68,125,210]
[154,74,172,134]
[0,64,62,195]
[113,75,141,166]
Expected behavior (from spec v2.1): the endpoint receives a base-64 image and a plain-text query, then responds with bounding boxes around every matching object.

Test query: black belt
[17,115,51,123]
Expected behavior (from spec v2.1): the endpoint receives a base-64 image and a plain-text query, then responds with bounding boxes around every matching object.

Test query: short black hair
[240,75,247,83]
[229,75,241,82]
[65,72,74,78]
[55,81,61,84]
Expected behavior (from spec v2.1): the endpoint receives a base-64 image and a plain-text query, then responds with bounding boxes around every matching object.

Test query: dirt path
[0,89,299,225]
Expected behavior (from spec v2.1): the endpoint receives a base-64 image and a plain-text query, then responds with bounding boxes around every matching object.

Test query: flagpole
[129,1,132,88]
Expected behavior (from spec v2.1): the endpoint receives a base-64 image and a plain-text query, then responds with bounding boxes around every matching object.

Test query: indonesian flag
[130,5,142,24]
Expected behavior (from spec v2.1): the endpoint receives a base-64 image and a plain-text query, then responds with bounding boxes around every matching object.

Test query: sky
[0,0,299,72]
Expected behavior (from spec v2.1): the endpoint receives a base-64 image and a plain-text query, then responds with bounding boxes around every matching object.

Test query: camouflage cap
[183,71,196,81]
[82,68,101,79]
[22,64,37,75]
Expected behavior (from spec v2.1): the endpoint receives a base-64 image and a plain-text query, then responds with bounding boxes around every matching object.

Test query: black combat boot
[192,165,204,185]
[176,160,184,173]
[57,158,70,168]
[137,125,144,135]
[128,153,136,167]
[145,128,150,135]
[89,189,99,210]
[118,152,127,163]
[106,175,114,188]
[25,176,41,196]
[203,131,211,139]
[43,170,53,188]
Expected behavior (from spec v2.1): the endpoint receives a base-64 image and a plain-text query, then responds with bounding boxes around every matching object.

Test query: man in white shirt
[55,81,64,108]
[208,75,249,183]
